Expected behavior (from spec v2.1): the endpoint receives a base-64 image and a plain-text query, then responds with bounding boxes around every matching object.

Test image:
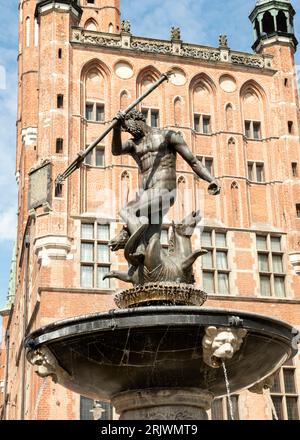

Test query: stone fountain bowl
[25,306,297,401]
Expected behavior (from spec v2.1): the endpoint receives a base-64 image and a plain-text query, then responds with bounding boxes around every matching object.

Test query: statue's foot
[109,227,130,251]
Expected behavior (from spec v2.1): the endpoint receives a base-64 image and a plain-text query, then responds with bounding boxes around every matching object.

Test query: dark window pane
[283,369,296,394]
[96,104,104,122]
[203,116,211,134]
[211,399,224,420]
[256,164,265,182]
[253,122,261,139]
[271,372,281,393]
[85,151,93,165]
[56,138,63,153]
[203,272,214,293]
[271,396,284,420]
[286,397,299,420]
[205,158,214,176]
[86,104,94,120]
[142,108,148,122]
[194,114,200,132]
[258,253,269,272]
[151,110,159,127]
[245,121,251,138]
[248,163,254,180]
[80,396,94,420]
[96,149,104,167]
[292,162,298,177]
[57,94,63,108]
[260,275,271,296]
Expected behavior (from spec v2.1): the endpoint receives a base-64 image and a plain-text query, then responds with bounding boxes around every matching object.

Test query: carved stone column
[111,388,213,420]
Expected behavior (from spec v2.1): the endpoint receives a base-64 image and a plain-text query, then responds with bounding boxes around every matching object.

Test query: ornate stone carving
[202,326,247,368]
[27,347,70,383]
[131,38,172,54]
[219,34,228,48]
[112,388,213,420]
[181,45,221,61]
[171,26,181,41]
[121,19,131,34]
[71,28,268,69]
[114,282,207,308]
[72,29,121,48]
[231,54,264,68]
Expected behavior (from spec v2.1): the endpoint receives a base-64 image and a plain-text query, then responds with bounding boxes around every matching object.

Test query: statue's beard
[123,121,145,139]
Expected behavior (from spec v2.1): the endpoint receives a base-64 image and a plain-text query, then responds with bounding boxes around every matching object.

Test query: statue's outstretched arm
[170,131,220,195]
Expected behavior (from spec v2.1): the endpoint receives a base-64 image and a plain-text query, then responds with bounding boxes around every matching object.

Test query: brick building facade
[1,0,300,420]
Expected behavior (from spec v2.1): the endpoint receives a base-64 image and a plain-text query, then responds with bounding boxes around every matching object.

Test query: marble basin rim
[24,306,297,401]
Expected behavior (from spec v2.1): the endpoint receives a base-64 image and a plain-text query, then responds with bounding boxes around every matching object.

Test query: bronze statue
[104,110,220,286]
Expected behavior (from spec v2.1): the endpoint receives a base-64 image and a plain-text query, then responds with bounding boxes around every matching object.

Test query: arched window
[225,104,234,131]
[120,91,129,110]
[277,11,288,33]
[177,176,186,220]
[137,68,161,127]
[174,97,182,126]
[25,17,30,47]
[191,75,215,135]
[85,19,97,31]
[120,171,130,208]
[228,138,236,175]
[85,68,105,122]
[262,11,275,35]
[34,18,39,47]
[241,83,264,140]
[231,181,240,225]
[108,23,114,33]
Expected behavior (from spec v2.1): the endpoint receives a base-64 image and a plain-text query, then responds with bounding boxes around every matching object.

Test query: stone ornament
[114,282,207,308]
[171,27,181,41]
[202,326,247,368]
[27,346,70,384]
[219,34,228,48]
[121,19,131,34]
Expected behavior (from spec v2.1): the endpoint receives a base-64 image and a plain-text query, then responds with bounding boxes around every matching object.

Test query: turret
[80,0,121,33]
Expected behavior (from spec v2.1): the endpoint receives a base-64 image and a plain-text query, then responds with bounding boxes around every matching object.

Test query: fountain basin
[25,306,297,403]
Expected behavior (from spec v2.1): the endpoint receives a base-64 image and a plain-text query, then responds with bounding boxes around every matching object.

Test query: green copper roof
[0,242,16,312]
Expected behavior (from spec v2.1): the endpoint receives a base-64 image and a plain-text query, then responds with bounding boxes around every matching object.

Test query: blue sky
[0,0,299,317]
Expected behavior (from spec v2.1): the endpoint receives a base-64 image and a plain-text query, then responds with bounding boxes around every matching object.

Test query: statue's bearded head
[122,110,147,139]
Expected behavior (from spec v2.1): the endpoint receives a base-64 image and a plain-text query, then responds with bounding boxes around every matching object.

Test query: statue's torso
[131,130,177,191]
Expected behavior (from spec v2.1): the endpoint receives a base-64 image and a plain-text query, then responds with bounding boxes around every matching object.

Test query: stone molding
[289,252,300,275]
[112,388,214,420]
[71,28,273,70]
[34,235,72,263]
[21,127,37,146]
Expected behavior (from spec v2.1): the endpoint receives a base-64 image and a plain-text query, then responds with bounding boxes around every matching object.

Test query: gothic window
[292,163,298,178]
[177,176,186,220]
[108,23,114,33]
[193,82,213,134]
[225,103,234,131]
[277,11,288,33]
[120,91,129,110]
[25,17,30,47]
[85,19,97,31]
[256,234,286,298]
[201,230,230,295]
[80,223,111,289]
[262,11,275,35]
[85,68,105,122]
[174,97,182,126]
[57,94,64,109]
[120,171,130,208]
[56,138,63,154]
[34,18,39,47]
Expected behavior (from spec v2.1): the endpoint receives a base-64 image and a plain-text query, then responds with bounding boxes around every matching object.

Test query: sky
[0,0,299,320]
